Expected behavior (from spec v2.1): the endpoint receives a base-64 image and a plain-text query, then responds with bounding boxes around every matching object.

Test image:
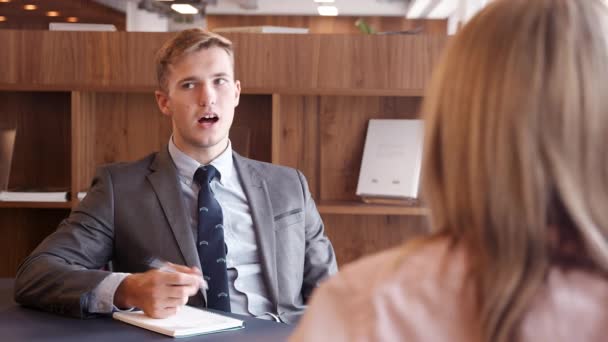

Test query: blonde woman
[290,0,608,341]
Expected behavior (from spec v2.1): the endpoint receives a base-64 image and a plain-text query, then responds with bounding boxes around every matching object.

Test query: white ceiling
[95,0,415,17]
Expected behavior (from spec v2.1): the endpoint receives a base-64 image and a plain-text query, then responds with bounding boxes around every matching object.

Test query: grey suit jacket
[14,146,337,323]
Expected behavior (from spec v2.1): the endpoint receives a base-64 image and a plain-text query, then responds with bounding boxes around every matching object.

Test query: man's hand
[114,263,204,318]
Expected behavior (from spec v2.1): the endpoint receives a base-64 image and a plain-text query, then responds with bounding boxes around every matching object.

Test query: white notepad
[113,305,244,338]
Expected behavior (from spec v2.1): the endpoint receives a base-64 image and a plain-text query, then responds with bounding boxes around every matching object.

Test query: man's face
[155,46,241,159]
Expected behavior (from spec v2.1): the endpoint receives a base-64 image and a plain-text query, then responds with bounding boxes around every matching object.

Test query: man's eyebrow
[212,72,232,78]
[177,76,199,84]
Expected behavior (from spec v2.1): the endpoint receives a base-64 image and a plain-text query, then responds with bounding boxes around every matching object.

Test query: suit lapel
[147,146,202,271]
[233,153,279,308]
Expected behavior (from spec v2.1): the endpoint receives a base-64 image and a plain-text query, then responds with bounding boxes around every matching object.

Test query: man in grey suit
[14,29,337,324]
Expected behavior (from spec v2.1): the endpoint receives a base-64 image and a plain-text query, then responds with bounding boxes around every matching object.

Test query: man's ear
[234,80,241,107]
[155,90,171,116]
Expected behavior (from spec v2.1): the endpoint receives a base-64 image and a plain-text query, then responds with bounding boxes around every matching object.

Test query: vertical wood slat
[271,94,281,164]
[71,92,96,199]
[273,95,320,199]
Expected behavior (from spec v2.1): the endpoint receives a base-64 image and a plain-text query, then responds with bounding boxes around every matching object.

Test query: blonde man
[15,29,337,323]
[292,0,608,341]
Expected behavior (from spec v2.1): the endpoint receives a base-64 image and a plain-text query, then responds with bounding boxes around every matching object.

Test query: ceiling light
[406,0,432,18]
[23,4,37,10]
[66,17,79,23]
[171,4,198,14]
[317,5,338,16]
[314,0,335,3]
[428,2,457,18]
[0,16,6,22]
[46,11,60,17]
[0,0,11,3]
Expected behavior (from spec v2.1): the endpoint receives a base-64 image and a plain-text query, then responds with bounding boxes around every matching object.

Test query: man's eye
[215,78,228,85]
[181,82,195,89]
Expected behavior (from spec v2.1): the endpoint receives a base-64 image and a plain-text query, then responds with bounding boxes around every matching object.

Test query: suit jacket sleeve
[13,167,117,318]
[298,170,338,303]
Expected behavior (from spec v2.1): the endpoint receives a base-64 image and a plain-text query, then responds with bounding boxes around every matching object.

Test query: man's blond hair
[155,28,234,91]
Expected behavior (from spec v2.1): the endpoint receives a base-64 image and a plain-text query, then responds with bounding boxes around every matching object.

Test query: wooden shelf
[0,202,72,209]
[242,87,425,97]
[318,201,428,216]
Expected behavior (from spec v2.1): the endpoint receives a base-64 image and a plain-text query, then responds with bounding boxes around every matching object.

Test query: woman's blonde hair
[422,0,608,340]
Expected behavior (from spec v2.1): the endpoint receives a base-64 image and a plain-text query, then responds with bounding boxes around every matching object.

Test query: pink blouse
[290,239,608,342]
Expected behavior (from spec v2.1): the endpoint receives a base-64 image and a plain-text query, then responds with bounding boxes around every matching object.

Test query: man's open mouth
[198,113,219,124]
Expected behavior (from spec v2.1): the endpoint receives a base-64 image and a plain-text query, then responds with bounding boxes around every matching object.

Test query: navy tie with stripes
[193,165,230,312]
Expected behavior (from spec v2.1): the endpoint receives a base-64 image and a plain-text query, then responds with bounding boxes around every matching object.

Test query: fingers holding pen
[114,267,204,318]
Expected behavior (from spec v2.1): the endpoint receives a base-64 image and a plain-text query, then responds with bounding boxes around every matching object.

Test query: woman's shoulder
[521,266,608,341]
[303,237,472,341]
[315,237,470,324]
[335,237,465,293]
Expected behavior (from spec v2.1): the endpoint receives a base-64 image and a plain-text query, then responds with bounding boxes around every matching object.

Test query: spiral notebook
[113,305,244,338]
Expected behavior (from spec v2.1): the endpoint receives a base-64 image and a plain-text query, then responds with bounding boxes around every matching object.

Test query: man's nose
[199,85,216,107]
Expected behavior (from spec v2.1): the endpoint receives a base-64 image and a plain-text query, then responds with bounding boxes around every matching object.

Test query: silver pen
[147,258,209,302]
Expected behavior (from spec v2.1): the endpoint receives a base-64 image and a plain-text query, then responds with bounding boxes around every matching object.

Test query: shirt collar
[168,137,234,185]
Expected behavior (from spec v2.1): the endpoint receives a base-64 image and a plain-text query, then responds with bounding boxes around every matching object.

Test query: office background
[0,0,487,276]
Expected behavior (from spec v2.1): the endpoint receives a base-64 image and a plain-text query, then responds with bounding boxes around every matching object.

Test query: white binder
[356,119,424,201]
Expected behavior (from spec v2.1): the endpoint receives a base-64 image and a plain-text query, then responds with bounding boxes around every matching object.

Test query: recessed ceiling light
[171,4,198,14]
[0,16,6,22]
[0,0,11,3]
[314,0,335,3]
[23,4,37,10]
[46,11,60,17]
[66,17,78,23]
[317,5,338,16]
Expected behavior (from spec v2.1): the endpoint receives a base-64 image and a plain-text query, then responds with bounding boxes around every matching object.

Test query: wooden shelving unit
[318,201,428,216]
[0,202,72,209]
[0,30,447,274]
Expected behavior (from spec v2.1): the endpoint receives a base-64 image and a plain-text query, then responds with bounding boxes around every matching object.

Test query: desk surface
[0,279,293,342]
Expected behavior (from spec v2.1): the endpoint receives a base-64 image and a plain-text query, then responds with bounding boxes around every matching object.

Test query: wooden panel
[0,30,170,90]
[233,95,272,162]
[72,91,97,193]
[0,208,69,276]
[232,33,321,91]
[319,96,422,201]
[316,35,440,92]
[91,92,171,177]
[207,15,447,34]
[0,30,447,94]
[0,91,71,190]
[273,95,320,198]
[323,214,430,266]
[0,0,126,31]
